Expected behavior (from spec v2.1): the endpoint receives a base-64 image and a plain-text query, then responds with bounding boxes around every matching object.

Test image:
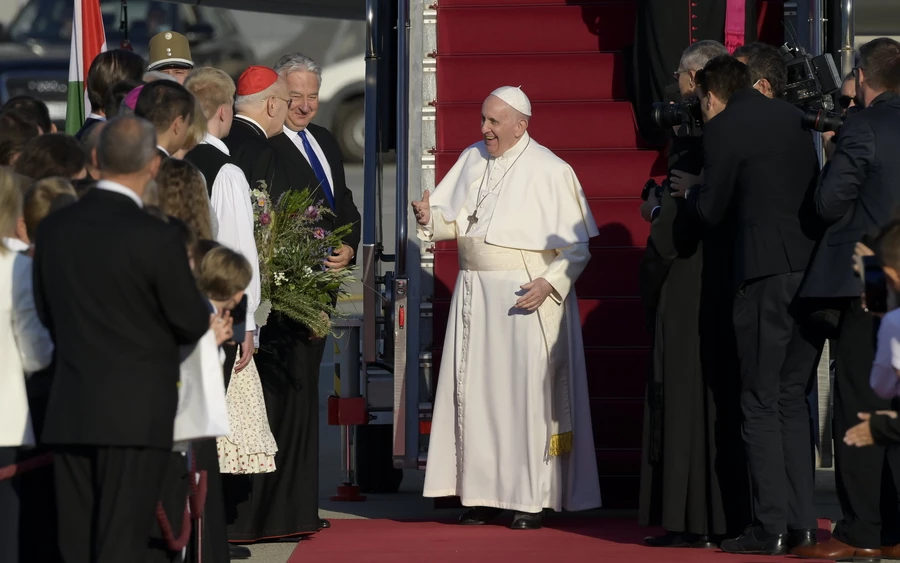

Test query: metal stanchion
[327,318,367,501]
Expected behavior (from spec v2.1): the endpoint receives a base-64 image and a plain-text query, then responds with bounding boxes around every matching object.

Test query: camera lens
[651,102,685,128]
[800,108,844,133]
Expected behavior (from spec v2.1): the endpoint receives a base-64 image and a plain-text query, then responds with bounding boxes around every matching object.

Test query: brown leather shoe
[791,536,881,561]
[881,544,900,559]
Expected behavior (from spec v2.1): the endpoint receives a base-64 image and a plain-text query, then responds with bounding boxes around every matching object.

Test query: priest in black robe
[637,40,751,547]
[631,0,758,143]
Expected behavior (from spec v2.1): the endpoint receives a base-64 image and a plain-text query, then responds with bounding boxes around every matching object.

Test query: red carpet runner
[289,518,831,562]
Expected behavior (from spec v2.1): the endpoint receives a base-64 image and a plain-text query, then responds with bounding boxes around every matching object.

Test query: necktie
[298,130,334,210]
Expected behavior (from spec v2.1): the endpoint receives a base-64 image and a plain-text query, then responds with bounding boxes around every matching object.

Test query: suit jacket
[687,88,822,285]
[801,92,900,298]
[222,116,291,198]
[269,123,362,256]
[33,187,211,449]
[74,117,103,141]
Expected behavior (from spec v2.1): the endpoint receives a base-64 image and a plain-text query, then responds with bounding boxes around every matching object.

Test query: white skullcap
[490,85,532,117]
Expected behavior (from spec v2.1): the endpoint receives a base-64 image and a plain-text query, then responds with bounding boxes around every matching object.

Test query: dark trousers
[222,343,238,388]
[832,299,900,548]
[733,272,822,535]
[54,445,170,563]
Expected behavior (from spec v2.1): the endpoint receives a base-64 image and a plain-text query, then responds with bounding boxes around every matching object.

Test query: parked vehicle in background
[0,0,253,128]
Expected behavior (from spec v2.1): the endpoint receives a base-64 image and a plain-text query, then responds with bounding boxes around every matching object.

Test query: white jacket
[0,248,54,446]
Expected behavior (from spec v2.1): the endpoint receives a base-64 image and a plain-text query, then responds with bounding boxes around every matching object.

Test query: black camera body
[780,42,841,111]
[651,97,704,137]
[641,178,671,201]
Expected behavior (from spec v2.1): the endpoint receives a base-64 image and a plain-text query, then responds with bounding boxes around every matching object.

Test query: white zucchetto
[489,85,532,117]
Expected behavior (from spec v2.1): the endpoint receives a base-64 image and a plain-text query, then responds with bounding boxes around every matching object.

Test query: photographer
[795,38,900,561]
[637,40,749,548]
[683,55,823,555]
[823,72,858,160]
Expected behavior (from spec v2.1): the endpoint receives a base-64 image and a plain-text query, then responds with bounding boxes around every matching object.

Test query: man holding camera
[682,55,823,555]
[795,37,900,561]
[638,40,749,548]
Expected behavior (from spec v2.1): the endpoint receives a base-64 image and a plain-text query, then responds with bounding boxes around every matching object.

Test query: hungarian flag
[65,0,107,135]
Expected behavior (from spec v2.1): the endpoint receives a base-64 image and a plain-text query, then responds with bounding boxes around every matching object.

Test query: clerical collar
[235,115,267,138]
[496,132,531,161]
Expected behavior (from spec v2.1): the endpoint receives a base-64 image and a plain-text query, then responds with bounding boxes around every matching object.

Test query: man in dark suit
[681,55,823,555]
[224,53,360,543]
[72,49,146,139]
[133,80,195,158]
[33,115,212,563]
[794,37,900,562]
[222,66,292,198]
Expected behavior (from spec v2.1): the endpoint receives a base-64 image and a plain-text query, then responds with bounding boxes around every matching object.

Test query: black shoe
[229,544,251,560]
[644,532,717,548]
[721,526,787,555]
[509,511,543,530]
[689,535,718,549]
[458,506,503,525]
[318,518,331,529]
[787,528,817,550]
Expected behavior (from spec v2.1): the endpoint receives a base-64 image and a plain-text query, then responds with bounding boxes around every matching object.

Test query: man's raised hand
[412,190,431,226]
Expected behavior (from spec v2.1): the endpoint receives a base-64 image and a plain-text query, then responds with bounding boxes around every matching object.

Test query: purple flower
[305,205,320,220]
[313,228,327,240]
[260,213,272,226]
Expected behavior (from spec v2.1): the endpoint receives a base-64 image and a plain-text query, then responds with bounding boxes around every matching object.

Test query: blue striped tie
[298,130,334,210]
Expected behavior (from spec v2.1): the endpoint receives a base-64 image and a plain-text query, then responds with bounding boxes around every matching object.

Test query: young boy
[845,220,900,447]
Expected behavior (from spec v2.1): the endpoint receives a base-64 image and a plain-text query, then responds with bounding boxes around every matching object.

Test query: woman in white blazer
[0,168,54,447]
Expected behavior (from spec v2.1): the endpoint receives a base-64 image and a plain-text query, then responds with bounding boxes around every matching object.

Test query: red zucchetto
[236,66,279,96]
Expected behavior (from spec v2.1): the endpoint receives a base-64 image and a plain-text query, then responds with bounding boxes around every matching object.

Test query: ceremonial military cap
[148,31,194,71]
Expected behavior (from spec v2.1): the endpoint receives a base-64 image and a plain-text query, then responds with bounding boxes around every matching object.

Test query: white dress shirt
[201,133,261,332]
[284,124,334,197]
[95,180,143,207]
[871,308,900,399]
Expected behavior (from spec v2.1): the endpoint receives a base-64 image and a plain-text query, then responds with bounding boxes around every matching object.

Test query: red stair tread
[596,449,642,477]
[598,475,640,509]
[435,149,666,199]
[437,4,636,55]
[433,246,644,300]
[437,53,625,103]
[591,398,643,448]
[437,102,642,151]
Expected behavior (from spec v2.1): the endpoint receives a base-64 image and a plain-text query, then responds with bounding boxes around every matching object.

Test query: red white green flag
[65,0,107,135]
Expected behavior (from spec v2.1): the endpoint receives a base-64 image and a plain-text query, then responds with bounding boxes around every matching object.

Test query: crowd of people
[638,33,900,561]
[0,29,360,563]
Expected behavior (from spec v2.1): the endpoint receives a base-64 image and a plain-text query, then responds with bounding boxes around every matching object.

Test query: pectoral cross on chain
[465,211,478,234]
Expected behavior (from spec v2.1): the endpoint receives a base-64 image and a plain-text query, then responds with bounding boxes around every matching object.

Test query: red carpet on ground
[289,518,833,563]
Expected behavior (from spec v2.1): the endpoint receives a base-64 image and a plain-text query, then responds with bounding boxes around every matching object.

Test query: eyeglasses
[273,96,293,109]
[837,94,859,109]
[673,69,690,81]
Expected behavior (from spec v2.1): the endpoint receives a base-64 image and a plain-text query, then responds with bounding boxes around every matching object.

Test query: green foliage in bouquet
[251,181,356,337]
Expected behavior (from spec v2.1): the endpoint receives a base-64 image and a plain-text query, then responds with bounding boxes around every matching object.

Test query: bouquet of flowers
[250,181,356,338]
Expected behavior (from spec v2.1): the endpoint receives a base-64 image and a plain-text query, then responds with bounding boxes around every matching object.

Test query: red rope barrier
[0,453,53,482]
[155,453,209,552]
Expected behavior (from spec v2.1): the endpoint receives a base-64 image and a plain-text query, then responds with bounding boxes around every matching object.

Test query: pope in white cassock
[412,86,602,530]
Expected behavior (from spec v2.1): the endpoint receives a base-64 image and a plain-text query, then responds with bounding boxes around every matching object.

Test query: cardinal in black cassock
[638,133,751,546]
[631,0,758,143]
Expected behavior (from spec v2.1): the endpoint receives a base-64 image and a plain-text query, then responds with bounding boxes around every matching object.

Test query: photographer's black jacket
[801,92,900,298]
[686,88,822,285]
